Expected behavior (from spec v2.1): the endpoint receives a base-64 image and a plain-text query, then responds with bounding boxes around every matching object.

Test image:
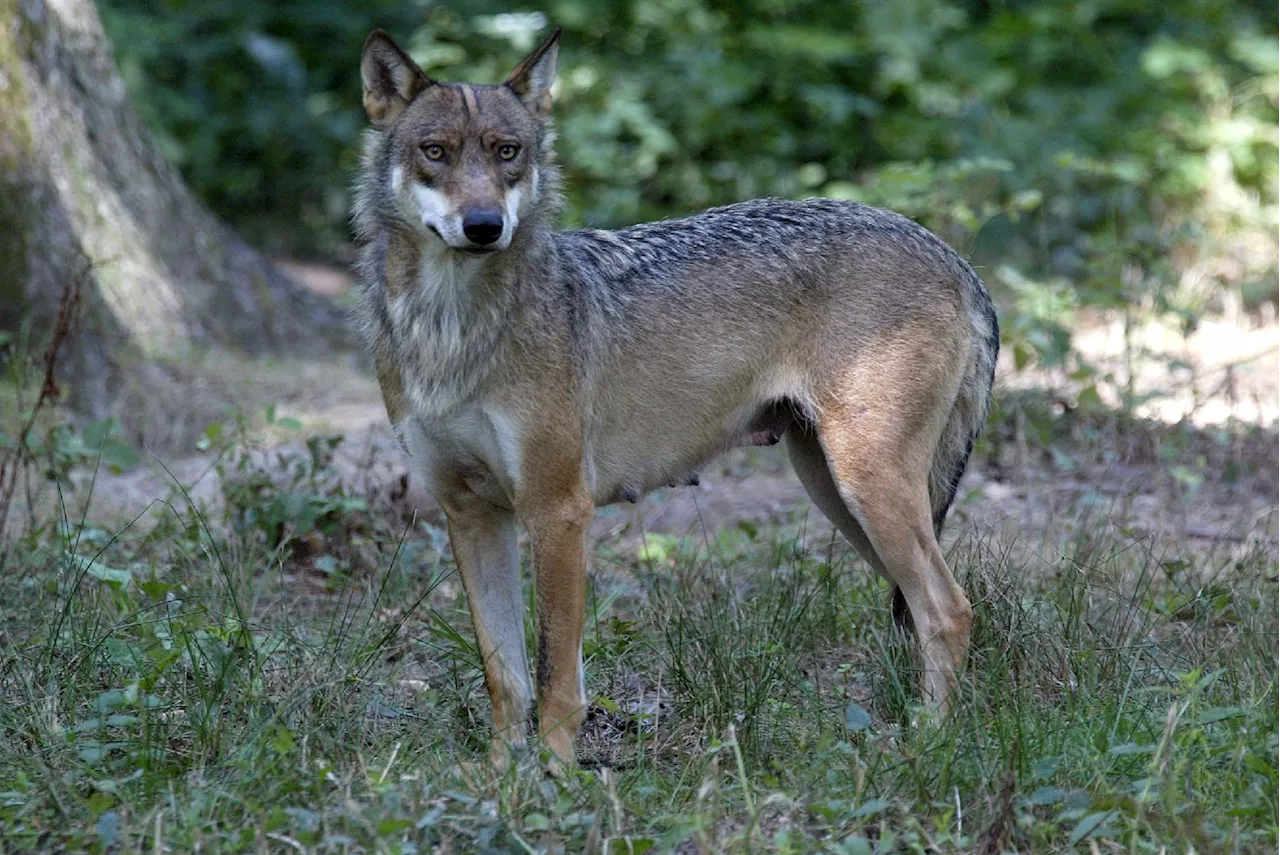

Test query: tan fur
[354,28,999,768]
[517,416,593,764]
[375,354,407,426]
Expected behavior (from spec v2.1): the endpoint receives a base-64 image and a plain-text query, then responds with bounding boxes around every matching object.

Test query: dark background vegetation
[101,0,1278,374]
[19,0,1273,448]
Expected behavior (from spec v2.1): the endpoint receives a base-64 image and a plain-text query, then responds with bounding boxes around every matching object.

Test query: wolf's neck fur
[354,149,566,419]
[379,230,511,417]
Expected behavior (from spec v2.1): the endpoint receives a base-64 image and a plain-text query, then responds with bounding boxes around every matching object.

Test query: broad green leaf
[844,702,872,732]
[850,798,891,819]
[68,553,132,589]
[1068,810,1118,846]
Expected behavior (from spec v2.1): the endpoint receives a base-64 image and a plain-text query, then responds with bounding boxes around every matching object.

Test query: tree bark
[0,0,358,448]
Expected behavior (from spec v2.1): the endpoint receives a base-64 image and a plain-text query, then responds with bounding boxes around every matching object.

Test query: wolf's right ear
[361,30,432,128]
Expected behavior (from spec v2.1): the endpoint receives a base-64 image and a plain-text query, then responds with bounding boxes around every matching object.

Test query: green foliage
[1,322,138,548]
[0,416,136,484]
[101,0,423,255]
[646,536,825,756]
[175,406,429,592]
[211,417,368,550]
[100,2,1278,364]
[0,451,1275,851]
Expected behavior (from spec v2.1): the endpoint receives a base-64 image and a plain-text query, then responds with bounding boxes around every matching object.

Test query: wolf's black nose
[462,209,504,245]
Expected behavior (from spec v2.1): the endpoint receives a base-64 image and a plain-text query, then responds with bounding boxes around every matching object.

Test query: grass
[0,426,1276,853]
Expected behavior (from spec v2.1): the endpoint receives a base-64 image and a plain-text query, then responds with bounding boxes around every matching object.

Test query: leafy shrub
[100,0,1278,372]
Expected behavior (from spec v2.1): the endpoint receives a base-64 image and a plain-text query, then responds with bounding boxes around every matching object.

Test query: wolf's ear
[504,28,561,117]
[361,30,432,128]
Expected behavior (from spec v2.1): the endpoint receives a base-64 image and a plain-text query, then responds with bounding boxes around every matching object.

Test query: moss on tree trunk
[0,0,34,317]
[0,0,358,449]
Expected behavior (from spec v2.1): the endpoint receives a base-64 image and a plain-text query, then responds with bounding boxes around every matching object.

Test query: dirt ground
[15,262,1278,567]
[95,421,1277,554]
[49,357,1278,571]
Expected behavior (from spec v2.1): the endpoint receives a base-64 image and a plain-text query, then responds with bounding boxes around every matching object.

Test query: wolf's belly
[587,397,801,507]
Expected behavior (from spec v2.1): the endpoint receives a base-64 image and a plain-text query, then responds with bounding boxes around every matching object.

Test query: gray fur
[354,104,998,519]
[555,199,996,516]
[352,30,1001,755]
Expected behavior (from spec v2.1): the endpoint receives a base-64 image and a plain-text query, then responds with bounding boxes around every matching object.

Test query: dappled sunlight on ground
[11,256,1277,569]
[1000,313,1278,428]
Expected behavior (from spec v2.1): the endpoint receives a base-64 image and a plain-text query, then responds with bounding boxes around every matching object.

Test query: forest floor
[1,264,1276,853]
[45,261,1280,563]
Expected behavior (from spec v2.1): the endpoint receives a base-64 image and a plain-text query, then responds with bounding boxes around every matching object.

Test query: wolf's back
[554,198,999,536]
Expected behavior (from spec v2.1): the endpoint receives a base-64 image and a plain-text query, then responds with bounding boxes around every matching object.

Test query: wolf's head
[359,28,559,254]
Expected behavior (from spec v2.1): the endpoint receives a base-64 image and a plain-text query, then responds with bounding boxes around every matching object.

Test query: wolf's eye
[421,144,445,161]
[497,143,520,161]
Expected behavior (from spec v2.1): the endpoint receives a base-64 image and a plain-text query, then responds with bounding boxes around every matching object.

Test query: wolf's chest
[400,402,525,510]
[384,282,502,419]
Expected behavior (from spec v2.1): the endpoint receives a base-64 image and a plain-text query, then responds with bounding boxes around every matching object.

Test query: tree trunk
[0,0,358,448]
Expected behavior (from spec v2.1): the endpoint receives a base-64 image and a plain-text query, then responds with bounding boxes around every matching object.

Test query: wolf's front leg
[519,485,593,768]
[440,487,532,769]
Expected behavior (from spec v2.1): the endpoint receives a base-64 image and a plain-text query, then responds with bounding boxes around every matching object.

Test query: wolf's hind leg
[809,402,972,713]
[785,428,881,572]
[786,429,915,633]
[441,488,532,768]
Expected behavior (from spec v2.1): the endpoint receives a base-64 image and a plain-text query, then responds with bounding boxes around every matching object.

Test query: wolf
[353,27,998,768]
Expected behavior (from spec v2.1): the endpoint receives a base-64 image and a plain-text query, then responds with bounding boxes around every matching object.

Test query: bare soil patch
[16,262,1278,565]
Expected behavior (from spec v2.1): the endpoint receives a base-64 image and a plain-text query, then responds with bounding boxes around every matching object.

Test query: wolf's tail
[928,265,999,539]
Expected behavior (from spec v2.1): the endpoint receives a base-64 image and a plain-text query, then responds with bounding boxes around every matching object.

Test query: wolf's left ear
[361,30,433,128]
[504,28,561,117]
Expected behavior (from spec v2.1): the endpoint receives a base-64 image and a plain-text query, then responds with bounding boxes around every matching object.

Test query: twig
[0,262,89,553]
